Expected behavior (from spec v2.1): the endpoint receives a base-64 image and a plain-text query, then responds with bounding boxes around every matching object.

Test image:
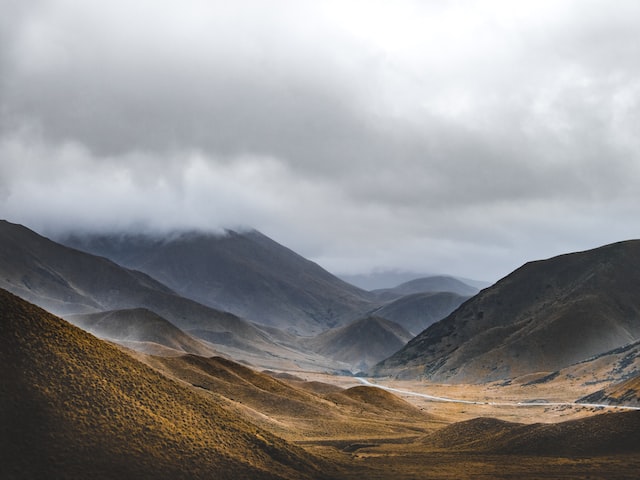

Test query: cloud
[2,0,640,281]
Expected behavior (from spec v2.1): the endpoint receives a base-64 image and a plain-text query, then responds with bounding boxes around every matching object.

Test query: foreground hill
[60,229,374,334]
[0,220,289,358]
[67,308,217,356]
[376,240,640,382]
[370,292,470,336]
[303,316,413,371]
[0,288,325,480]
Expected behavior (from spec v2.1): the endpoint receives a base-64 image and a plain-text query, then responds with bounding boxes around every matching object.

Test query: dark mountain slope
[67,308,217,356]
[580,373,640,407]
[0,220,284,356]
[60,229,374,334]
[371,291,469,335]
[0,288,326,480]
[304,316,413,371]
[517,339,640,395]
[376,240,640,382]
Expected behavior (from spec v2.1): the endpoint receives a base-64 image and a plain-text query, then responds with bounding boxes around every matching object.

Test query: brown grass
[3,287,640,480]
[0,289,327,480]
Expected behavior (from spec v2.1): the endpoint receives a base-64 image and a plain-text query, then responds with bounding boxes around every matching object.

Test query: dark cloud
[2,0,640,281]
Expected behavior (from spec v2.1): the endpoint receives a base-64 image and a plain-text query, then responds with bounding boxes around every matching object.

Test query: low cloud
[2,0,640,281]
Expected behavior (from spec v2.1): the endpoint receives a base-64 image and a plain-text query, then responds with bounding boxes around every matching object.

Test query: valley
[2,220,640,479]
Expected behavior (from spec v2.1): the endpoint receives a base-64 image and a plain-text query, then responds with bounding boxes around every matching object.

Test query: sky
[2,0,640,282]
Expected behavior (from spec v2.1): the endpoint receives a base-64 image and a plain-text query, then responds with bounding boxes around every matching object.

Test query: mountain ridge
[60,229,375,334]
[375,240,640,382]
[0,220,296,360]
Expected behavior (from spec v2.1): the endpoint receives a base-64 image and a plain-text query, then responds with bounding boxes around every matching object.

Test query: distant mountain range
[0,220,287,360]
[60,229,374,335]
[13,218,640,388]
[375,240,640,382]
[1,220,481,372]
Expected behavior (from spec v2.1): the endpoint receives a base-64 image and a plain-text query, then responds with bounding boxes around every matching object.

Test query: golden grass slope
[423,411,640,456]
[143,354,440,442]
[0,288,326,480]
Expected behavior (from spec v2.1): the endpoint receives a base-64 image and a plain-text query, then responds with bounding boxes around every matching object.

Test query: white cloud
[2,0,640,281]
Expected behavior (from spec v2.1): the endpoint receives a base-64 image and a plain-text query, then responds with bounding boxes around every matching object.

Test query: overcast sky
[2,0,640,282]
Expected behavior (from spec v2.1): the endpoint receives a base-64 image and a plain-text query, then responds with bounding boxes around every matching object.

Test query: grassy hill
[0,288,326,479]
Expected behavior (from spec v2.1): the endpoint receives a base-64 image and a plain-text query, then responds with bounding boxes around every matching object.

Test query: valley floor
[295,372,632,424]
[258,370,640,479]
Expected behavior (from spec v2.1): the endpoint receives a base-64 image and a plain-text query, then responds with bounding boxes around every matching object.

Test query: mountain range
[60,229,374,335]
[0,220,290,361]
[4,218,640,478]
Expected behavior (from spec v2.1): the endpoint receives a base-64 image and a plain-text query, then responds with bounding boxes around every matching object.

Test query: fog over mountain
[2,1,640,282]
[60,229,373,335]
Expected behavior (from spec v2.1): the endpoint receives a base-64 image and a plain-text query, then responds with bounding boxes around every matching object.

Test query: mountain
[60,229,374,334]
[375,240,640,382]
[0,288,325,479]
[67,308,217,356]
[371,275,479,301]
[370,292,470,336]
[303,316,413,371]
[0,220,288,358]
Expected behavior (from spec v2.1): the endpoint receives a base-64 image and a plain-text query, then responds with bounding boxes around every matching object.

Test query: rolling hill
[142,354,436,441]
[60,229,374,334]
[375,240,640,382]
[0,287,326,479]
[422,412,640,456]
[303,316,413,371]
